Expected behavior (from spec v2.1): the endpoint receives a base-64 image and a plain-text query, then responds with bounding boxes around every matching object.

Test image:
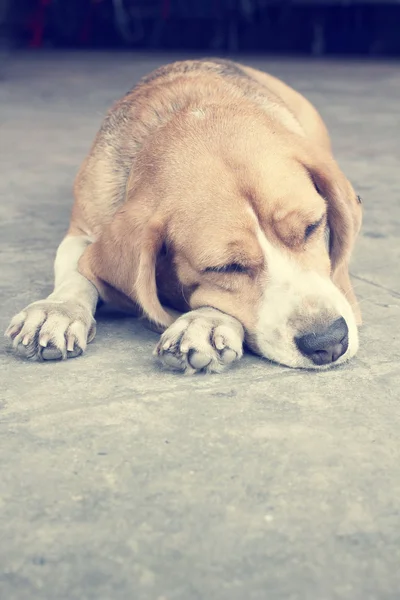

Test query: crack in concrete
[351,273,400,299]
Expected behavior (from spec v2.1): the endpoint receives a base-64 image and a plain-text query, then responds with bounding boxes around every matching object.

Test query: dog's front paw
[5,299,96,361]
[154,307,244,374]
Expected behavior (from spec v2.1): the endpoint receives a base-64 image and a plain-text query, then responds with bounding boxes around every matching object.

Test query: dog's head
[88,108,362,369]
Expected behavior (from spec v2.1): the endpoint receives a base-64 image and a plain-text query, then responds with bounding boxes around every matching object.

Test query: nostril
[310,350,332,366]
[332,338,348,362]
[295,318,349,365]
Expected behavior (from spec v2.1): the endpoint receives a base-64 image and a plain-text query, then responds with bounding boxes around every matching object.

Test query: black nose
[295,317,349,366]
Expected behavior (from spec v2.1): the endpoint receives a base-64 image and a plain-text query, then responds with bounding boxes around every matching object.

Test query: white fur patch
[190,108,206,119]
[54,235,94,288]
[6,234,98,361]
[248,210,358,369]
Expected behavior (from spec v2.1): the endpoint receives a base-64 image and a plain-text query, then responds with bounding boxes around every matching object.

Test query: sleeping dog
[6,59,362,373]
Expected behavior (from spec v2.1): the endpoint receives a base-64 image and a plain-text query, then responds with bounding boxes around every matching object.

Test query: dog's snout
[295,317,349,366]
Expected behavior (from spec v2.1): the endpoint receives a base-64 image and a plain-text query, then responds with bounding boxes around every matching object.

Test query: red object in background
[28,0,52,48]
[27,0,108,48]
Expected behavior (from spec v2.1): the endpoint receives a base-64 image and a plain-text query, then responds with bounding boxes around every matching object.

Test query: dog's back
[71,59,326,237]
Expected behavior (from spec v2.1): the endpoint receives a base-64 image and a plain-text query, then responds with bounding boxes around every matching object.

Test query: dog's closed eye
[203,263,248,274]
[304,216,324,241]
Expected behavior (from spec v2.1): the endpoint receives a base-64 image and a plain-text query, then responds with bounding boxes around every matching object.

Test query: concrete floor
[1,52,400,600]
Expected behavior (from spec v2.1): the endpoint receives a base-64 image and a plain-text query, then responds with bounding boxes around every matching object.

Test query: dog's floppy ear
[302,150,362,324]
[79,203,174,330]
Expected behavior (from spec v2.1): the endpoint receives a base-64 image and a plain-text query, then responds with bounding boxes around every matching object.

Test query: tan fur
[75,59,361,331]
[6,59,362,369]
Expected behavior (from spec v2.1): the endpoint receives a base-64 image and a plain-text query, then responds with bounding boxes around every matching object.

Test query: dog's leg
[5,234,98,360]
[155,307,245,374]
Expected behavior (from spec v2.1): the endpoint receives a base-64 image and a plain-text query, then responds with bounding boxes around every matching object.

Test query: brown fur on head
[79,102,361,369]
[298,144,362,324]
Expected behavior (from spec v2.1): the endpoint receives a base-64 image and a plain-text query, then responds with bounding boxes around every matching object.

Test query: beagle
[6,59,362,373]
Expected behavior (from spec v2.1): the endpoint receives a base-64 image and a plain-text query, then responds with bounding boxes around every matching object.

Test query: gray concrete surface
[1,52,400,600]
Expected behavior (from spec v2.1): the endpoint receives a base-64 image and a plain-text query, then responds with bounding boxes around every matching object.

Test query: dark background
[1,0,400,56]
